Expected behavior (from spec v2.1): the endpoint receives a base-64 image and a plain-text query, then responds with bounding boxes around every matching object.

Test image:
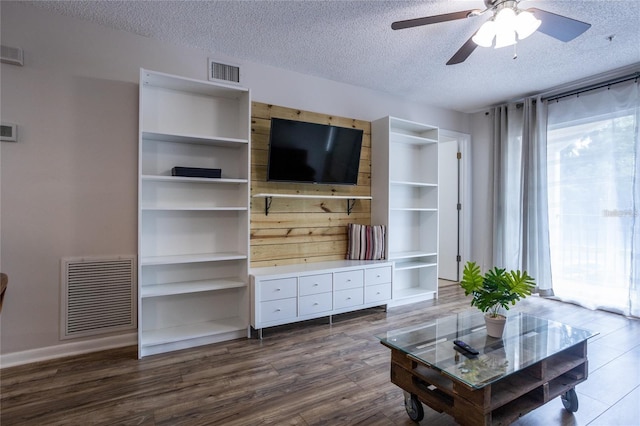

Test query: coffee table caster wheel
[404,392,424,422]
[561,388,579,412]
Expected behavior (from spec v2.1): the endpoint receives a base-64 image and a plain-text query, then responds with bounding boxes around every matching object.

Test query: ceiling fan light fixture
[515,10,541,40]
[493,7,517,48]
[494,28,517,48]
[472,19,496,47]
[494,7,517,29]
[391,2,591,65]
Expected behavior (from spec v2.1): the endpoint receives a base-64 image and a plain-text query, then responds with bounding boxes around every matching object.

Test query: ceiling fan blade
[392,9,477,30]
[446,35,479,65]
[528,8,591,42]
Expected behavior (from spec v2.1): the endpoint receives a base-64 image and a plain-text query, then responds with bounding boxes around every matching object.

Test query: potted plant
[459,261,536,337]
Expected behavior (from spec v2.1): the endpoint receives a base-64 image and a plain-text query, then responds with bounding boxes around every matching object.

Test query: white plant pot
[484,314,506,338]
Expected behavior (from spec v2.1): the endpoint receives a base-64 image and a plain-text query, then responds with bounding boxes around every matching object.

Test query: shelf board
[390,131,438,145]
[393,287,437,300]
[250,259,393,277]
[253,193,371,216]
[252,193,371,200]
[390,207,438,212]
[141,69,249,98]
[141,278,247,298]
[389,117,438,145]
[141,175,248,184]
[141,206,247,211]
[390,251,437,260]
[389,117,438,133]
[140,317,246,347]
[394,260,438,271]
[390,180,437,188]
[140,252,247,266]
[142,131,248,146]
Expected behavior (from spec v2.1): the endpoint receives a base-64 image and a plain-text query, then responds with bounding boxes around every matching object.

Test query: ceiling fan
[392,0,591,65]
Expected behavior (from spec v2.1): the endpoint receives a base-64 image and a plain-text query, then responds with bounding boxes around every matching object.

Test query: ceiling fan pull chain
[513,43,518,60]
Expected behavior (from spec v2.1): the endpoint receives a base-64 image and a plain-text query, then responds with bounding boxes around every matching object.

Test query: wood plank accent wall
[250,102,372,267]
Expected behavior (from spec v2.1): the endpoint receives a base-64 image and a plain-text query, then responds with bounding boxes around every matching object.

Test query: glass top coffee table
[378,311,597,425]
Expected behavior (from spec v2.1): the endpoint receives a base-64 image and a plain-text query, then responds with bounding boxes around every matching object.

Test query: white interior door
[438,139,459,281]
[438,130,471,282]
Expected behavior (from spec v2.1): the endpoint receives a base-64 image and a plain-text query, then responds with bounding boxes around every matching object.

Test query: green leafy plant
[460,261,535,318]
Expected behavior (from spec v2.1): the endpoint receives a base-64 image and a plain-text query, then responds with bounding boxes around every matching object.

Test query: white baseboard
[0,332,137,368]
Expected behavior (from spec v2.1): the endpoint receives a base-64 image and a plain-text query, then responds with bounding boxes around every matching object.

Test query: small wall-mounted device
[1,123,17,142]
[1,45,24,66]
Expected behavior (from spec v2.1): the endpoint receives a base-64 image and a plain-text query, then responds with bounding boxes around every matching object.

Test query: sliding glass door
[546,80,639,315]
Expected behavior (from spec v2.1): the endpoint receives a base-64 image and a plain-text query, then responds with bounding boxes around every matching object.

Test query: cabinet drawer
[299,274,332,296]
[260,298,297,323]
[365,266,392,286]
[260,278,297,302]
[365,283,392,303]
[299,292,333,316]
[334,288,364,309]
[334,270,364,291]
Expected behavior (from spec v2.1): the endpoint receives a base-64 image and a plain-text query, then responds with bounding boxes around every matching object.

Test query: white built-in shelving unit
[372,116,439,306]
[138,69,251,357]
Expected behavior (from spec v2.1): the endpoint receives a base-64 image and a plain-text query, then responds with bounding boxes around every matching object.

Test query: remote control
[453,340,479,355]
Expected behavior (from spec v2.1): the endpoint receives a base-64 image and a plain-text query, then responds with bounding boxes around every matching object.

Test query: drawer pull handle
[347,297,351,300]
[276,288,281,291]
[377,292,381,295]
[313,283,318,286]
[376,274,381,278]
[275,308,281,312]
[313,302,318,306]
[347,279,351,282]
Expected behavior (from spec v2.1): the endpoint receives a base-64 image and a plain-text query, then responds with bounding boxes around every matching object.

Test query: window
[546,80,639,314]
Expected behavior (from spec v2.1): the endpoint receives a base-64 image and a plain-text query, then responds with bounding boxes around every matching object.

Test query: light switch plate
[1,123,17,142]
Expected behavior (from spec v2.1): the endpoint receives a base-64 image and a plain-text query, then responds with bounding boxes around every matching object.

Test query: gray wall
[1,2,477,363]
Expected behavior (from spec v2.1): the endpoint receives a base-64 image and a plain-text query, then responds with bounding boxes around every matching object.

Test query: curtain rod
[543,72,640,103]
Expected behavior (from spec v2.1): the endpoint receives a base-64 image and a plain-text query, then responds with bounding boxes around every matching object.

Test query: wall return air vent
[208,58,240,84]
[60,255,136,339]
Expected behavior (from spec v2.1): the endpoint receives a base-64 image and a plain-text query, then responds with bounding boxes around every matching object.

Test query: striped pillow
[346,224,386,260]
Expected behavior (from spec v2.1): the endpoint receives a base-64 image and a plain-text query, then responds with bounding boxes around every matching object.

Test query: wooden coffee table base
[385,341,588,425]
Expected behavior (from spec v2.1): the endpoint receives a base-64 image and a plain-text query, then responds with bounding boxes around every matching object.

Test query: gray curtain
[491,97,553,294]
[632,82,640,317]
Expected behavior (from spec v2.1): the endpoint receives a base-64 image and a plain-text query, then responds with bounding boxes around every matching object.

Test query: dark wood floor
[2,285,639,425]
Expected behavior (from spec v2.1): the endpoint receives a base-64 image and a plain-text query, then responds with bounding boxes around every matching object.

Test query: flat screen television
[267,118,363,185]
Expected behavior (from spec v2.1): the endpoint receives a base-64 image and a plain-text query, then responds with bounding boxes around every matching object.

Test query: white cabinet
[372,116,439,306]
[138,69,251,357]
[251,260,393,336]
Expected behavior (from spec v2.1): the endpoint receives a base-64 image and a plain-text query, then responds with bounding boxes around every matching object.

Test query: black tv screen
[267,118,363,185]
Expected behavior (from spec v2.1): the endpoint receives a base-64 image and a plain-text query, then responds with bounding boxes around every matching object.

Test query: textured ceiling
[24,0,640,113]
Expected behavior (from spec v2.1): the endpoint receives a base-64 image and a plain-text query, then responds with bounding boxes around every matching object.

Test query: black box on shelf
[171,167,222,179]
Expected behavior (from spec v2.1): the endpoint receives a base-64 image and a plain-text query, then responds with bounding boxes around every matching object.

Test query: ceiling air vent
[208,58,240,84]
[1,45,24,66]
